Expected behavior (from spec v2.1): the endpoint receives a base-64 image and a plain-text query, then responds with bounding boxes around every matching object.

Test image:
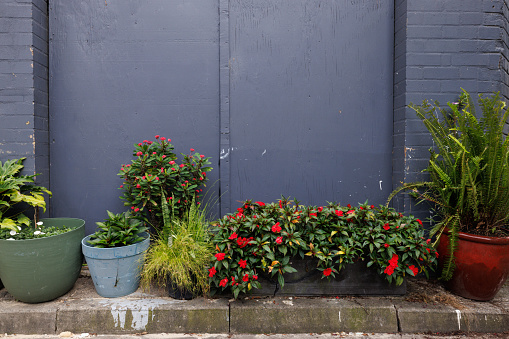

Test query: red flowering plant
[118,135,212,234]
[208,198,438,298]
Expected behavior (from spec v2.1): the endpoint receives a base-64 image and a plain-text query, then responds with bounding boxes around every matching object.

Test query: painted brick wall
[0,0,49,193]
[393,0,508,222]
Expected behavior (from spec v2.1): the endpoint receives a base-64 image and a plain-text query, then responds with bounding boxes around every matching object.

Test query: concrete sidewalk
[0,270,508,336]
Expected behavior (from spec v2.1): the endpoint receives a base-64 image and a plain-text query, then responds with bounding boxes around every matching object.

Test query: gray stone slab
[56,297,229,335]
[230,297,397,334]
[396,301,472,333]
[0,300,57,334]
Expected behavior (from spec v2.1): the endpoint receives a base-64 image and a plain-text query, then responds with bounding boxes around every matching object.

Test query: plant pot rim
[0,217,85,244]
[447,230,509,246]
[81,232,150,252]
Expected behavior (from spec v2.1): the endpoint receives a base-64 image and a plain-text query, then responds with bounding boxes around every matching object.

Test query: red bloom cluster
[272,222,282,233]
[236,236,253,248]
[408,265,418,276]
[215,253,226,261]
[275,236,283,244]
[384,254,399,276]
[323,268,332,276]
[208,267,217,277]
[383,223,390,231]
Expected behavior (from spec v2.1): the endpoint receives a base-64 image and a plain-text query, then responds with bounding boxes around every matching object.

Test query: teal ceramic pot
[0,218,85,303]
[82,233,150,298]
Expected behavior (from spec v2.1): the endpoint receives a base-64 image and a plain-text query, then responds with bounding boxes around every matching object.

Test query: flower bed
[208,198,438,298]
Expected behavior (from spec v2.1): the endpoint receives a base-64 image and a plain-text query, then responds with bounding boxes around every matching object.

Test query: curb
[0,277,507,335]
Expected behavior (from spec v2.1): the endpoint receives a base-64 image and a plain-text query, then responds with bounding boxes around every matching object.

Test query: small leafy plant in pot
[388,90,509,301]
[0,157,85,303]
[82,211,149,298]
[141,194,213,299]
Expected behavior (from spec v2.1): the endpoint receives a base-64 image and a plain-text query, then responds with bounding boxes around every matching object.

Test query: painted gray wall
[393,0,509,222]
[0,0,50,197]
[48,0,394,233]
[49,0,220,232]
[226,0,394,207]
[2,0,509,233]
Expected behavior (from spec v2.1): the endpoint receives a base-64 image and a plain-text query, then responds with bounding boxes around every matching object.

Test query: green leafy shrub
[208,197,437,299]
[0,157,51,232]
[118,135,212,233]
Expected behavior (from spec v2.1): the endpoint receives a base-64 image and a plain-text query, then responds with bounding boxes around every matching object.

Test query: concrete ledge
[229,298,397,334]
[0,301,57,334]
[56,298,229,335]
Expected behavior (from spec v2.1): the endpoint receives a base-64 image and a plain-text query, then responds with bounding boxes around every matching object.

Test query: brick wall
[392,0,509,222]
[0,0,49,193]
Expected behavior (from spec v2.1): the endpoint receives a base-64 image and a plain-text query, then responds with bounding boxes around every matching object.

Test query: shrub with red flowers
[208,197,438,298]
[118,136,212,233]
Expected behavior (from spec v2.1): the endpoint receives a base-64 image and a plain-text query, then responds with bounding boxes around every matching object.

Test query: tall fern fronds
[389,89,509,280]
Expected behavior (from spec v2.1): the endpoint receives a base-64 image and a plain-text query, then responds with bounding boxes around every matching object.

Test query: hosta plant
[0,157,51,232]
[208,197,438,299]
[118,135,212,233]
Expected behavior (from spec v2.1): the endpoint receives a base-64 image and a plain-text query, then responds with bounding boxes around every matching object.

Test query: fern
[389,89,509,280]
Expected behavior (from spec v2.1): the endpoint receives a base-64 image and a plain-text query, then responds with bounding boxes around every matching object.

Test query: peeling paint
[99,298,182,331]
[379,180,383,191]
[455,309,461,330]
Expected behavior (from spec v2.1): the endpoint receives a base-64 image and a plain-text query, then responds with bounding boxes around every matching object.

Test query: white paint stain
[99,298,182,330]
[220,148,230,160]
[379,180,383,191]
[282,300,293,306]
[262,149,266,156]
[455,309,461,330]
[338,310,341,322]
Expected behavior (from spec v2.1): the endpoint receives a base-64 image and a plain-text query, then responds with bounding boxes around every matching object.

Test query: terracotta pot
[437,231,509,301]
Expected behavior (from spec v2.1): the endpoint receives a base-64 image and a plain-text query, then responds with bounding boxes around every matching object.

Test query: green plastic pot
[0,218,85,303]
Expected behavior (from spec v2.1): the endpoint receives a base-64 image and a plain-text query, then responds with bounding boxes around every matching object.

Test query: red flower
[155,135,160,139]
[200,154,205,158]
[134,208,140,212]
[242,274,249,282]
[272,222,282,233]
[237,207,244,213]
[169,161,175,165]
[190,148,195,152]
[408,265,418,276]
[384,243,389,248]
[388,254,399,267]
[347,204,351,208]
[435,251,439,258]
[136,151,143,156]
[416,219,423,226]
[383,223,390,231]
[426,239,431,244]
[335,210,343,217]
[370,205,374,209]
[161,137,166,141]
[236,237,251,248]
[323,268,332,276]
[219,278,228,287]
[279,200,283,208]
[309,213,317,217]
[384,265,395,276]
[208,267,217,277]
[239,259,247,268]
[253,275,258,280]
[179,164,185,168]
[276,236,283,244]
[347,210,355,214]
[255,201,265,206]
[228,232,238,240]
[215,253,226,261]
[136,184,141,188]
[317,207,323,212]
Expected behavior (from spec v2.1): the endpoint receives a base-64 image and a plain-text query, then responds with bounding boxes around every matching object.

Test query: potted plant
[118,135,212,234]
[81,211,149,298]
[208,197,437,299]
[0,157,85,303]
[387,90,509,301]
[141,195,213,299]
